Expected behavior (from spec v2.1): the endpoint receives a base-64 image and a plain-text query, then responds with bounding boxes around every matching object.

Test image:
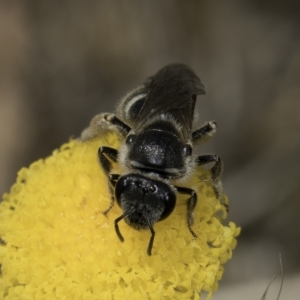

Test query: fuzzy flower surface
[0,133,239,300]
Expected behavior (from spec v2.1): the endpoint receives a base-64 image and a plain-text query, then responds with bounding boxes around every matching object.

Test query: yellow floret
[0,132,240,300]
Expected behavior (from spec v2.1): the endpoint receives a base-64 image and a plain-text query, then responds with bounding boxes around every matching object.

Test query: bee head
[115,174,176,228]
[113,173,176,255]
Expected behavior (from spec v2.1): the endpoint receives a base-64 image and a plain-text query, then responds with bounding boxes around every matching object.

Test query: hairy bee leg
[195,155,228,210]
[195,154,223,197]
[80,113,131,140]
[98,147,119,215]
[109,174,120,186]
[100,174,120,215]
[80,113,113,141]
[98,146,118,174]
[176,186,198,239]
[106,114,131,136]
[192,121,217,143]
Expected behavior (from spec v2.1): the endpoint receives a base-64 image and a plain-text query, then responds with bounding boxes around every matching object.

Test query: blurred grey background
[1,0,300,298]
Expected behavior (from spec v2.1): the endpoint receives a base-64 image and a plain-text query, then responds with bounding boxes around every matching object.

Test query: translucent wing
[134,64,205,141]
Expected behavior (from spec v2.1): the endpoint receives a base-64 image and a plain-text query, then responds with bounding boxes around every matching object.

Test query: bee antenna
[114,208,135,242]
[114,215,125,242]
[146,217,155,256]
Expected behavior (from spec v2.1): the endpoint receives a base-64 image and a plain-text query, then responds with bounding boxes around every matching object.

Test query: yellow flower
[0,132,240,300]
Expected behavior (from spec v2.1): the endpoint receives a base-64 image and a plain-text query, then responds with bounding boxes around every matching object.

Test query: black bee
[81,64,223,255]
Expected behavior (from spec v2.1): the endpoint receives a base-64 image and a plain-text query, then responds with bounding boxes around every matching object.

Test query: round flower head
[0,133,240,300]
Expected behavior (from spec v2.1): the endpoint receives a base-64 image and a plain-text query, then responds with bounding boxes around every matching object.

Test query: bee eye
[183,144,192,156]
[126,134,136,145]
[149,185,156,192]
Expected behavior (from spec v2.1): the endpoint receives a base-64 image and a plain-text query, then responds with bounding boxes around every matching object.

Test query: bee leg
[98,146,119,215]
[104,113,131,137]
[176,186,198,239]
[80,113,131,140]
[98,146,118,174]
[195,155,228,210]
[100,173,120,215]
[192,121,217,143]
[109,173,120,186]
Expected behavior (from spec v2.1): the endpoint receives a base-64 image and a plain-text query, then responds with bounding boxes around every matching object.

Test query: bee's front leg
[98,146,119,215]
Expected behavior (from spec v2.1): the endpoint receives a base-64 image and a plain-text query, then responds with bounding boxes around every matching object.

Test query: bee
[81,64,224,255]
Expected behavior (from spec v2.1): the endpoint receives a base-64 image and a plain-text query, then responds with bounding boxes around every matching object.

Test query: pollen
[0,133,240,300]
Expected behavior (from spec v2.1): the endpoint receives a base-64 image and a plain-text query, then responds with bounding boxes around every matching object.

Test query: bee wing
[134,64,205,141]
